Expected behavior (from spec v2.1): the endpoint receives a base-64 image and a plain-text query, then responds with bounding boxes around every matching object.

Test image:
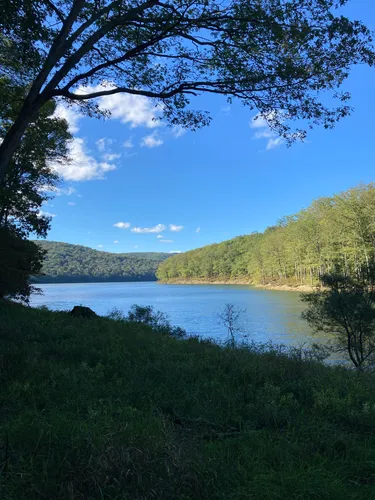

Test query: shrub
[109,304,186,338]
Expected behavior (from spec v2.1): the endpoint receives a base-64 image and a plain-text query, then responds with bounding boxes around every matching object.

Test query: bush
[108,304,186,338]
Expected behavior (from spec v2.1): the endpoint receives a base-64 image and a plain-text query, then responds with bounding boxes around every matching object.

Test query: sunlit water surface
[30,282,324,346]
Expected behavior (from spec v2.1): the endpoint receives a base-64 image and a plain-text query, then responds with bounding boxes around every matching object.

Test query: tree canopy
[34,240,171,282]
[157,184,375,285]
[0,0,374,181]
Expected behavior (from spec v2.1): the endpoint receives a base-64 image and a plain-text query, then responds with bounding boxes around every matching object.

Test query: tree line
[34,241,170,283]
[157,184,375,285]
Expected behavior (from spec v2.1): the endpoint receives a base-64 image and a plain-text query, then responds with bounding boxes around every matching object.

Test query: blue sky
[43,1,375,255]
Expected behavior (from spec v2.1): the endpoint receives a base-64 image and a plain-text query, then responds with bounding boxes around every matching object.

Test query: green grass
[1,301,375,499]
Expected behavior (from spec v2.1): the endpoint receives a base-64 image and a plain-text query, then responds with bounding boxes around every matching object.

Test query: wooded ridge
[157,184,375,286]
[33,241,170,283]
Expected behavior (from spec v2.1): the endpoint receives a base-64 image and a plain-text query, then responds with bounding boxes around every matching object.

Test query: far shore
[158,278,314,292]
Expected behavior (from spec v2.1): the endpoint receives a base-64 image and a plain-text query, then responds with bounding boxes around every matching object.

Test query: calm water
[30,282,318,346]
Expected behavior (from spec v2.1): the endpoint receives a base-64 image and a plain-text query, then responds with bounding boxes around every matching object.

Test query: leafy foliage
[0,79,71,238]
[0,228,44,301]
[0,0,374,181]
[301,273,375,370]
[157,184,375,286]
[34,240,170,282]
[0,80,70,302]
[1,300,375,498]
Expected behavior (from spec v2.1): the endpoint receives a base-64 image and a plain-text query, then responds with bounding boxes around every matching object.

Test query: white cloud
[250,114,269,129]
[254,129,274,140]
[68,201,76,206]
[123,138,134,149]
[133,245,139,249]
[79,83,162,129]
[51,138,116,181]
[37,210,56,218]
[266,137,284,150]
[172,125,186,138]
[221,105,231,115]
[97,244,104,249]
[140,131,163,148]
[60,186,76,196]
[54,103,82,134]
[124,151,137,158]
[113,222,131,229]
[39,185,76,196]
[250,112,284,150]
[169,250,182,254]
[103,153,121,161]
[95,138,121,162]
[169,224,183,232]
[157,235,164,238]
[160,239,173,243]
[196,227,201,233]
[96,137,114,152]
[131,224,166,234]
[113,240,119,244]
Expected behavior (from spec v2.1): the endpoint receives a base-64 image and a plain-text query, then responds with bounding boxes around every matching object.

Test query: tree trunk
[0,99,43,185]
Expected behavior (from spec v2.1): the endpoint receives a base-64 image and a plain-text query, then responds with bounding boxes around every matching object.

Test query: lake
[30,282,320,346]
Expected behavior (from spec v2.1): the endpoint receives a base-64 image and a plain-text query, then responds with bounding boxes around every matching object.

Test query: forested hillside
[34,241,170,283]
[157,184,375,286]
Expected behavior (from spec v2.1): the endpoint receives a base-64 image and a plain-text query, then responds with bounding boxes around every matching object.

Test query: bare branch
[44,0,65,23]
[55,83,195,100]
[32,0,86,96]
[62,28,175,91]
[43,0,160,95]
[64,1,118,49]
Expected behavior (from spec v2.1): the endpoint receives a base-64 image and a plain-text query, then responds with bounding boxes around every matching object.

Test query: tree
[301,273,375,371]
[0,227,45,302]
[217,303,245,346]
[0,80,71,238]
[0,0,374,182]
[0,80,70,302]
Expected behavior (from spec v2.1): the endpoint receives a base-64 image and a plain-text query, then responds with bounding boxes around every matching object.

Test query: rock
[69,306,98,318]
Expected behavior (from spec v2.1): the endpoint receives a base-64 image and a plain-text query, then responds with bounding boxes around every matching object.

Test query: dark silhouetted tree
[0,79,71,238]
[301,273,375,371]
[0,227,45,302]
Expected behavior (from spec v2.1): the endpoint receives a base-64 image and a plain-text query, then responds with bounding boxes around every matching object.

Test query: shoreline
[158,279,314,292]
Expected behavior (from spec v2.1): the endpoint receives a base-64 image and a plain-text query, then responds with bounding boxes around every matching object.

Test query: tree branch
[32,0,86,97]
[43,0,160,95]
[44,0,65,23]
[61,29,175,91]
[64,1,118,49]
[55,83,197,100]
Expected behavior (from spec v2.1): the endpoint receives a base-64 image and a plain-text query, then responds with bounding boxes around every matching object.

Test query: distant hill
[157,184,375,287]
[33,241,171,283]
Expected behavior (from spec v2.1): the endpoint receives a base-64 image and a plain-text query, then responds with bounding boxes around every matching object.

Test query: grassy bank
[1,301,375,499]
